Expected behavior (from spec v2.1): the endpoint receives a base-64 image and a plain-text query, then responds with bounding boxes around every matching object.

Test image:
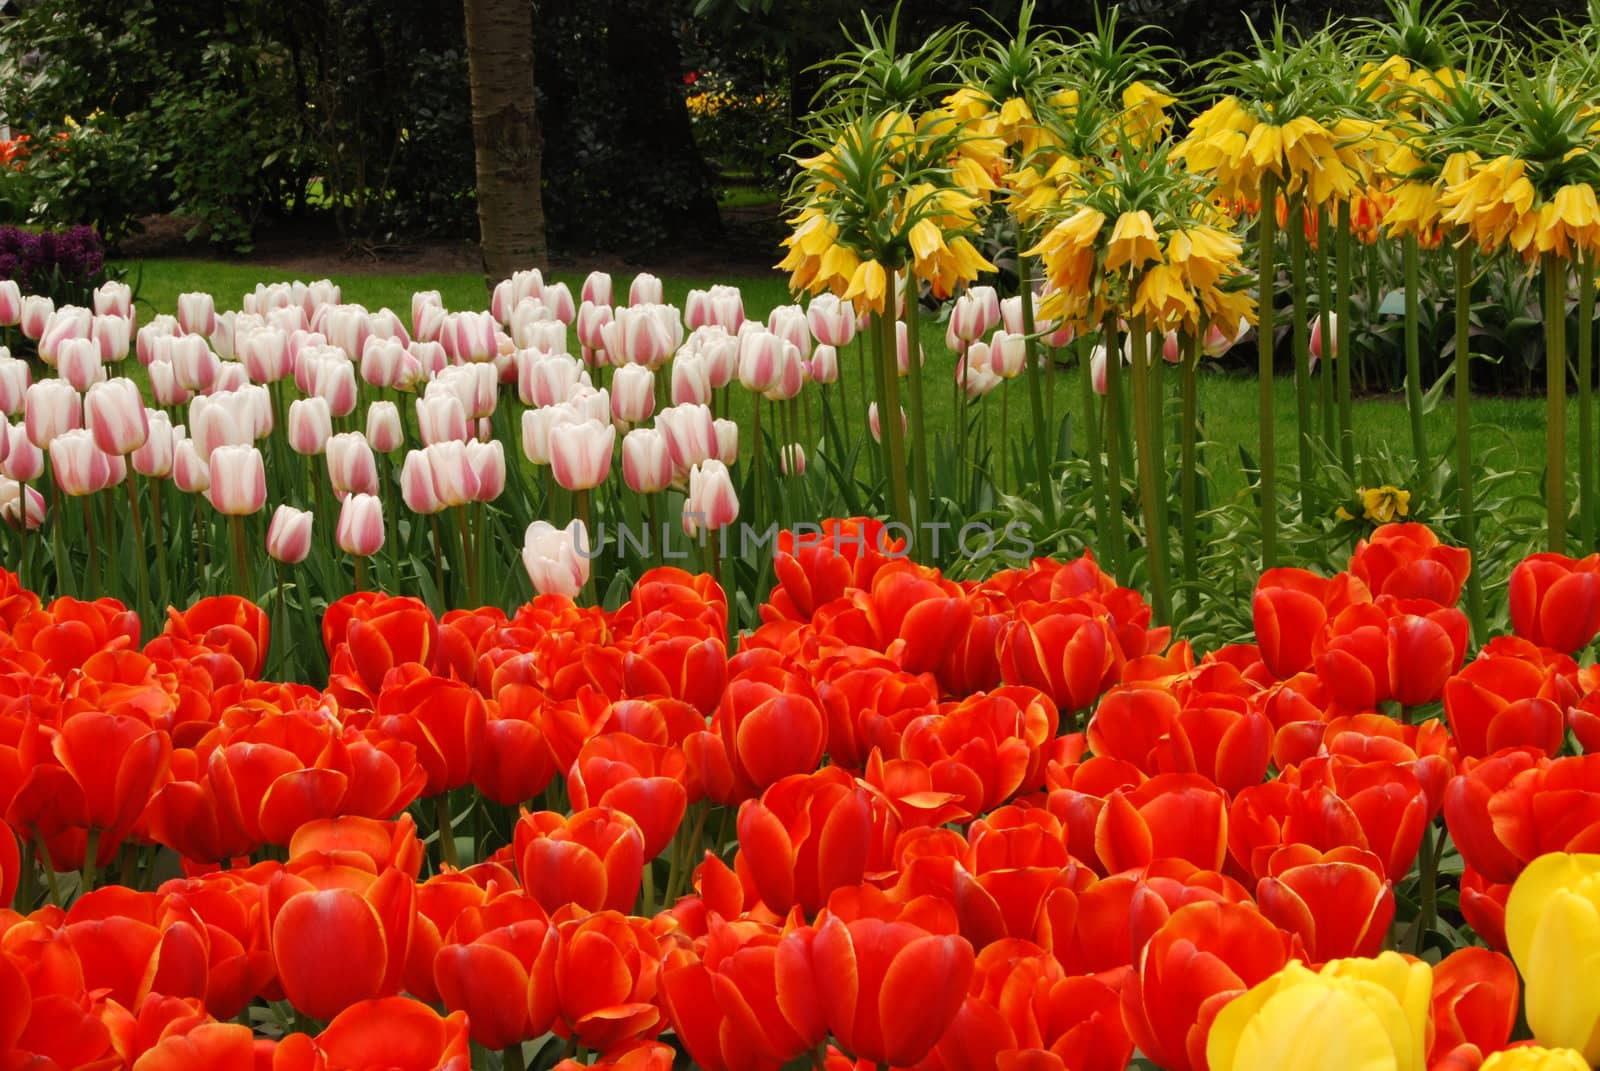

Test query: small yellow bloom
[842,259,889,315]
[1105,210,1163,274]
[1358,485,1411,523]
[1506,852,1600,1064]
[1207,953,1431,1071]
[1478,1048,1592,1071]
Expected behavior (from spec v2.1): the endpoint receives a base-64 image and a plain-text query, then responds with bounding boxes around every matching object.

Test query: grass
[118,256,1564,529]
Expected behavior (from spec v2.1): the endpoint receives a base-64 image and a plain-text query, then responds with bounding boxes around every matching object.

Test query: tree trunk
[463,0,545,287]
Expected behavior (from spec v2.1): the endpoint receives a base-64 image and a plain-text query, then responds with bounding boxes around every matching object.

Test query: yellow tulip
[1505,852,1600,1063]
[1478,1048,1591,1071]
[1207,953,1432,1071]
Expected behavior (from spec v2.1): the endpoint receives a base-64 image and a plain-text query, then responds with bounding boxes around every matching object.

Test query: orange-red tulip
[129,1021,259,1071]
[567,733,689,859]
[1508,552,1600,653]
[785,912,975,1068]
[1445,637,1574,759]
[1095,773,1228,874]
[1428,947,1519,1065]
[1349,523,1471,605]
[322,592,441,701]
[370,671,486,797]
[1088,684,1270,796]
[1121,901,1300,1071]
[762,518,903,623]
[513,807,645,915]
[998,604,1121,713]
[1254,844,1394,963]
[314,997,471,1071]
[147,595,271,679]
[549,910,664,1052]
[1251,568,1369,679]
[735,767,892,915]
[714,657,827,791]
[267,864,415,1022]
[433,894,557,1050]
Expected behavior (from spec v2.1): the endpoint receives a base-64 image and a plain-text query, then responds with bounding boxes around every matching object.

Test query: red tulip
[1428,947,1519,1065]
[147,595,271,678]
[1444,636,1573,759]
[781,912,975,1068]
[513,807,645,915]
[735,767,891,915]
[1255,844,1394,963]
[1349,523,1471,605]
[322,592,441,702]
[433,895,557,1050]
[11,595,141,676]
[549,910,664,1052]
[1088,684,1270,796]
[1443,748,1549,883]
[130,1022,260,1071]
[473,705,558,807]
[370,671,486,797]
[267,864,416,1022]
[1251,568,1370,678]
[714,659,827,792]
[1122,901,1300,1071]
[567,733,689,859]
[1095,773,1228,874]
[314,997,471,1071]
[998,604,1122,713]
[1508,551,1600,653]
[762,518,904,623]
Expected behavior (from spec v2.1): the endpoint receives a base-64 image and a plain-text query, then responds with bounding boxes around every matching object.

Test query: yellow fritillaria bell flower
[1438,155,1537,254]
[1336,485,1412,523]
[1166,225,1243,293]
[1132,264,1200,332]
[1175,96,1357,205]
[1120,81,1176,148]
[842,259,889,314]
[777,208,843,293]
[1533,183,1600,260]
[1478,1049,1592,1071]
[1104,209,1163,274]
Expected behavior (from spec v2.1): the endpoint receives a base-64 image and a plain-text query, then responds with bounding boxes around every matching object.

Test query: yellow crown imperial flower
[1105,210,1163,274]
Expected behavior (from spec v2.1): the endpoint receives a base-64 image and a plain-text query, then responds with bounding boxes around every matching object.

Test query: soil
[115,200,789,282]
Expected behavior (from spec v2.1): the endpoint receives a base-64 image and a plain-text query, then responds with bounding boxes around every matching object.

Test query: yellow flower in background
[842,258,889,314]
[1438,155,1537,254]
[1167,225,1242,292]
[1174,96,1356,205]
[1534,183,1600,259]
[1505,852,1600,1064]
[1132,263,1199,331]
[1105,209,1163,273]
[1478,1049,1591,1071]
[1207,953,1431,1071]
[777,208,841,293]
[1121,81,1176,147]
[1361,485,1411,523]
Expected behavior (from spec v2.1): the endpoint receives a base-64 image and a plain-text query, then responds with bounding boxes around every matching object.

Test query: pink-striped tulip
[0,281,19,326]
[780,443,806,476]
[336,493,384,556]
[171,335,219,393]
[621,427,672,494]
[737,330,784,393]
[714,419,739,466]
[628,272,663,307]
[417,393,469,446]
[288,397,333,456]
[576,301,612,358]
[521,404,580,466]
[671,350,712,406]
[520,351,589,408]
[267,505,314,564]
[810,344,839,385]
[806,293,855,348]
[92,315,131,362]
[768,304,811,357]
[425,440,479,507]
[210,311,237,359]
[610,364,655,423]
[990,331,1027,378]
[25,380,81,448]
[412,291,443,339]
[360,337,408,389]
[55,336,103,390]
[367,401,403,453]
[326,432,379,497]
[178,292,217,337]
[147,360,190,408]
[48,429,114,495]
[550,419,615,491]
[656,403,716,472]
[543,282,576,324]
[39,306,91,365]
[583,271,613,308]
[401,451,445,514]
[133,411,175,477]
[173,436,210,494]
[207,444,267,514]
[0,482,45,530]
[467,439,506,501]
[313,359,358,418]
[93,281,132,319]
[868,402,906,443]
[19,296,53,341]
[85,378,149,455]
[683,459,738,536]
[0,355,31,415]
[442,311,498,363]
[2,424,42,482]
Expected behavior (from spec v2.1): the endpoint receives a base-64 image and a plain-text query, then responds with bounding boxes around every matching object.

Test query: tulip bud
[207,444,267,515]
[133,411,175,477]
[49,429,114,495]
[657,402,717,473]
[622,427,673,493]
[172,436,209,493]
[93,280,132,320]
[628,272,663,307]
[810,344,839,385]
[1162,330,1183,364]
[0,281,19,326]
[416,393,469,446]
[25,380,81,448]
[990,331,1027,378]
[582,271,613,308]
[1310,312,1339,367]
[312,359,358,418]
[365,401,403,454]
[267,504,314,564]
[610,364,655,423]
[780,442,806,476]
[683,459,738,536]
[714,418,739,466]
[336,493,384,556]
[281,398,328,457]
[550,418,615,491]
[85,378,149,456]
[0,481,45,530]
[56,337,104,392]
[999,295,1024,334]
[326,432,379,497]
[523,518,590,598]
[0,355,30,415]
[19,296,54,341]
[171,335,220,393]
[400,450,445,514]
[467,439,506,502]
[868,402,906,443]
[177,292,217,338]
[738,331,784,393]
[2,423,42,482]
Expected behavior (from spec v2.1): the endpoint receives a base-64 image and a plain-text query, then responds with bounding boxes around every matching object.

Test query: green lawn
[119,257,1564,522]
